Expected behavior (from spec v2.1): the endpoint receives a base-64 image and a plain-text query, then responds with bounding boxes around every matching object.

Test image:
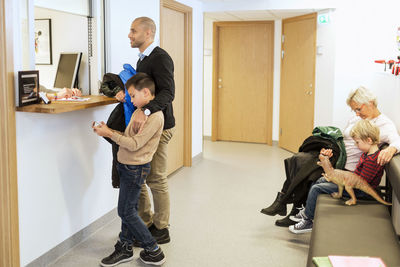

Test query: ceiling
[198,0,325,21]
[204,9,323,21]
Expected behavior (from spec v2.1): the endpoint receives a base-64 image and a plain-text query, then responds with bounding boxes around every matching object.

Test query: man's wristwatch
[142,108,151,116]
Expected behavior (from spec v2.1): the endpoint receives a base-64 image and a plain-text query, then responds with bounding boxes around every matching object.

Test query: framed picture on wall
[34,19,53,65]
[18,70,40,107]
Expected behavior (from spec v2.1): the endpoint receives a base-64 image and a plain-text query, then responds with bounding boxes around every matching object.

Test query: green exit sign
[318,14,330,24]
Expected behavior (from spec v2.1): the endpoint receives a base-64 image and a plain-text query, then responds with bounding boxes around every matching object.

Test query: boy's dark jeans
[304,177,370,220]
[117,162,157,250]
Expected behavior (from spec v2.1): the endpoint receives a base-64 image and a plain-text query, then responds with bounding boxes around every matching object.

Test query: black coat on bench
[280,136,341,205]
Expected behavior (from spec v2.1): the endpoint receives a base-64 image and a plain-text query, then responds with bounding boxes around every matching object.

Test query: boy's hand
[92,121,113,138]
[377,146,396,165]
[132,109,148,134]
[320,148,333,158]
[115,90,126,102]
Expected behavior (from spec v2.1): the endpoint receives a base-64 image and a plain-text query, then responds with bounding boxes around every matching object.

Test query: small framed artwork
[35,19,53,65]
[18,70,40,107]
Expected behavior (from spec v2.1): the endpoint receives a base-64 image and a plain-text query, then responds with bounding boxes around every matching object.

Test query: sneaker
[293,208,307,221]
[149,225,171,244]
[100,241,134,267]
[289,219,313,234]
[140,247,166,265]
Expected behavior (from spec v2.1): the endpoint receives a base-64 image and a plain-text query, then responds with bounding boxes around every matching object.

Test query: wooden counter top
[16,95,118,114]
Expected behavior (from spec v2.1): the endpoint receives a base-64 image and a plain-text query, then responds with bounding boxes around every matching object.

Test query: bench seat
[306,195,400,267]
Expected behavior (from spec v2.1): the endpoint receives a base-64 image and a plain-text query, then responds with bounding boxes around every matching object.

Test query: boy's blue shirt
[119,64,136,126]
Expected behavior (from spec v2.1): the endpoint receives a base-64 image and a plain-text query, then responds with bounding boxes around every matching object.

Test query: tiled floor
[48,140,311,267]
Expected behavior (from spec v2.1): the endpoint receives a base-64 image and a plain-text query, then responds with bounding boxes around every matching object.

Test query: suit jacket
[136,46,175,130]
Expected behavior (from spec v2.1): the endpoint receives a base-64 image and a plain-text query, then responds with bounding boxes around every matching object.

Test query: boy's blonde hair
[350,120,380,144]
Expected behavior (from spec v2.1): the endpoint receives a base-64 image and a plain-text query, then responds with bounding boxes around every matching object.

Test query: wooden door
[0,0,21,265]
[279,14,317,152]
[160,1,192,175]
[212,21,274,144]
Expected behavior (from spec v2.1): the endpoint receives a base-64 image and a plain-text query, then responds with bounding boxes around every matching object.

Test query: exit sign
[318,14,330,24]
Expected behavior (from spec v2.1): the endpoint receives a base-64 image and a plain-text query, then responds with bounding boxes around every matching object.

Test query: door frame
[278,13,317,151]
[160,0,192,167]
[0,0,21,266]
[211,21,274,144]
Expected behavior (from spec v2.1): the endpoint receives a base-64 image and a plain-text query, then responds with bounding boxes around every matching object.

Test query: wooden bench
[306,155,400,267]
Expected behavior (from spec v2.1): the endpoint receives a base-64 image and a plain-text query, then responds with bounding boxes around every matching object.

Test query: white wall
[272,20,282,141]
[314,9,336,127]
[332,0,400,130]
[176,0,204,157]
[34,7,90,94]
[15,2,117,266]
[16,105,119,266]
[329,0,400,231]
[106,0,160,74]
[106,0,203,157]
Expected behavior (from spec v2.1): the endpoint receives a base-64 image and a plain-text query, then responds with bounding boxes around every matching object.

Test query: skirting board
[192,152,203,165]
[203,135,211,141]
[26,208,118,267]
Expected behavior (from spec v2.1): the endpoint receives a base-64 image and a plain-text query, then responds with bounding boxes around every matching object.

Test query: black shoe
[260,192,287,216]
[275,215,298,227]
[140,247,166,265]
[133,225,171,247]
[100,241,133,267]
[149,225,171,244]
[275,204,302,227]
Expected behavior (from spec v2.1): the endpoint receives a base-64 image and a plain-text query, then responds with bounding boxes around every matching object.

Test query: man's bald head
[134,17,156,40]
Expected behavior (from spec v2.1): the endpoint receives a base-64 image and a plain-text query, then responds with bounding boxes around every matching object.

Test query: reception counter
[16,95,117,114]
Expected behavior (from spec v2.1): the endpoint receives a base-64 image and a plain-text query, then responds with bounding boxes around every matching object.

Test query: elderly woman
[261,86,400,228]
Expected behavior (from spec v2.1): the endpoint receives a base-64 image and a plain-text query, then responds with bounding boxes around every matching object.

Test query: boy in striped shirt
[289,120,385,234]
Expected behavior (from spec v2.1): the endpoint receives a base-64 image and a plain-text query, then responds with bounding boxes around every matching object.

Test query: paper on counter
[56,96,90,102]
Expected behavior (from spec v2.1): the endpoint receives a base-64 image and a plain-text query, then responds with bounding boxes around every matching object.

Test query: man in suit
[128,16,175,244]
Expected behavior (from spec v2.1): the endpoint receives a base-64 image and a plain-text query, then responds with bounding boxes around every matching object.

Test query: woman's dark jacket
[280,134,343,205]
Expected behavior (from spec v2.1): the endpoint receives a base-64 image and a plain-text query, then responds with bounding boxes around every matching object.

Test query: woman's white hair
[346,86,378,107]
